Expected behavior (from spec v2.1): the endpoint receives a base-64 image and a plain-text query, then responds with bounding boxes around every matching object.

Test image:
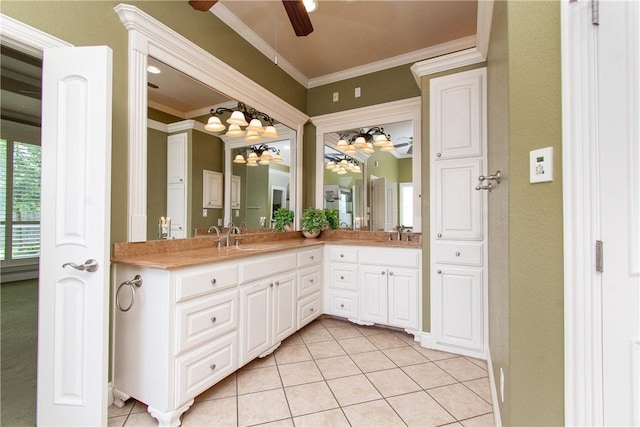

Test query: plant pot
[284,224,293,231]
[302,230,321,238]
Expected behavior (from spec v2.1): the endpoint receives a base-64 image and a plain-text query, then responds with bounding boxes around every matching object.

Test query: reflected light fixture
[325,155,361,175]
[335,127,395,154]
[233,143,283,166]
[205,102,279,142]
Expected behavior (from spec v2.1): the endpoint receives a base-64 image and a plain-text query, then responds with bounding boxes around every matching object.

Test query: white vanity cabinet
[324,246,359,320]
[296,247,323,328]
[112,261,239,427]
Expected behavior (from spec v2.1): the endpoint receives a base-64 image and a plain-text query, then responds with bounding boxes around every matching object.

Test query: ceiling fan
[188,0,314,37]
[394,137,413,155]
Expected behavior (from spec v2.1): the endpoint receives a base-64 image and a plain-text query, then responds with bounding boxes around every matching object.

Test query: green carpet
[1,279,38,426]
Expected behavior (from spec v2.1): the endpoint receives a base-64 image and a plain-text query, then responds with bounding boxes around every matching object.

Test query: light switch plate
[202,209,207,217]
[530,147,553,183]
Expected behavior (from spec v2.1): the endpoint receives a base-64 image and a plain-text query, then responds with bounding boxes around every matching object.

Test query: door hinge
[592,0,600,25]
[595,240,604,272]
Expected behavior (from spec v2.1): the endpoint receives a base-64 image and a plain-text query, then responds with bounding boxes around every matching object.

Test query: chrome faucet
[396,225,403,241]
[226,226,241,246]
[208,226,222,248]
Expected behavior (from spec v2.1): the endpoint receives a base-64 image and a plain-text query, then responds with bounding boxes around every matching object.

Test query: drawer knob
[389,271,394,276]
[340,276,344,280]
[275,281,280,286]
[436,152,442,158]
[340,254,344,258]
[211,316,217,323]
[310,256,314,260]
[211,278,217,285]
[270,283,274,288]
[210,364,216,370]
[310,307,314,312]
[340,303,345,308]
[455,251,461,257]
[381,271,386,275]
[437,233,442,238]
[310,279,314,283]
[437,270,442,274]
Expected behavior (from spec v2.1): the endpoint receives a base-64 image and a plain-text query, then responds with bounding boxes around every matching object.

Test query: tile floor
[108,316,494,427]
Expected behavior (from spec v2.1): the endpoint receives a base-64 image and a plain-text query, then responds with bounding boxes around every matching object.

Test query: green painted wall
[146,127,168,240]
[397,158,413,183]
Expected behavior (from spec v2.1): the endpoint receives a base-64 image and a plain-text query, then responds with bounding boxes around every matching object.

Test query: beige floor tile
[238,389,291,427]
[306,340,346,359]
[281,333,304,347]
[464,377,492,403]
[108,400,135,417]
[278,360,323,387]
[412,346,459,361]
[181,396,237,427]
[402,362,458,389]
[435,357,488,382]
[274,344,312,365]
[428,383,493,420]
[350,350,396,373]
[327,326,363,340]
[130,401,148,415]
[122,411,157,427]
[315,355,362,379]
[365,367,421,397]
[196,372,237,401]
[254,418,294,427]
[242,353,276,370]
[284,381,339,417]
[387,390,456,427]
[464,356,488,371]
[461,412,495,427]
[382,345,429,366]
[356,325,394,336]
[366,333,408,350]
[299,326,334,344]
[337,336,377,354]
[293,408,351,427]
[392,331,419,345]
[327,374,382,406]
[342,399,405,427]
[320,317,353,329]
[108,415,127,427]
[237,366,282,395]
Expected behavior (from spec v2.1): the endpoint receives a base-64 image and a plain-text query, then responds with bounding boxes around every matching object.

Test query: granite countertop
[111,230,422,270]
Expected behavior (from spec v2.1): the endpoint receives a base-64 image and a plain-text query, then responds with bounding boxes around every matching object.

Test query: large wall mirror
[312,98,422,232]
[116,4,308,241]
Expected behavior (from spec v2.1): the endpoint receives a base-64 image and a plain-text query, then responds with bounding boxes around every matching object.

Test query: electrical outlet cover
[530,147,553,183]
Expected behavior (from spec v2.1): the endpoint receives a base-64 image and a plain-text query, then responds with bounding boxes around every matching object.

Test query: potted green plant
[273,208,295,231]
[324,208,339,230]
[300,208,328,238]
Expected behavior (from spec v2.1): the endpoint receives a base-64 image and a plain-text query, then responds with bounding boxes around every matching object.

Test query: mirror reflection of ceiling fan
[189,0,314,36]
[394,137,413,155]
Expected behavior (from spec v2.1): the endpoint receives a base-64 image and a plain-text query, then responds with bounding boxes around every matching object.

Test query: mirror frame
[311,97,422,231]
[116,4,309,241]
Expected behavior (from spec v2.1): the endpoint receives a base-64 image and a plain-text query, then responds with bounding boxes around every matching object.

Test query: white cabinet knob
[340,303,345,308]
[209,364,216,370]
[211,316,216,323]
[389,271,394,276]
[455,251,461,256]
[211,278,217,285]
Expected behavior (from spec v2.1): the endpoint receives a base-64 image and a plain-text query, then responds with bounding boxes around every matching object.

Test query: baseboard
[486,349,503,427]
[108,382,115,407]
[1,265,38,283]
[419,331,432,348]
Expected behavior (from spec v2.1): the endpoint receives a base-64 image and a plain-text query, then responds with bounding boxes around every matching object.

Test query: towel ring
[116,275,143,312]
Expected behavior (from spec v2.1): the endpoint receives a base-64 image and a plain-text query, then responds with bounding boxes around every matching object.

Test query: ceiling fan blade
[282,0,314,37]
[408,146,413,154]
[394,143,410,148]
[188,0,218,12]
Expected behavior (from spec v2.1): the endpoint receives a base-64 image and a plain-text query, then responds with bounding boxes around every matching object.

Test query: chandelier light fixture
[204,102,279,142]
[233,143,283,167]
[325,155,362,175]
[335,127,395,155]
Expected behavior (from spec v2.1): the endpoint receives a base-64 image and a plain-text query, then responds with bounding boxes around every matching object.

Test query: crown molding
[146,118,167,132]
[0,13,72,56]
[148,100,186,119]
[410,0,493,87]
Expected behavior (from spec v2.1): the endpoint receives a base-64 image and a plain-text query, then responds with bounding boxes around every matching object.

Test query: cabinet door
[203,170,223,209]
[167,183,186,238]
[359,267,388,324]
[387,268,419,330]
[167,133,187,184]
[430,68,485,160]
[231,175,241,209]
[272,273,296,343]
[240,282,271,365]
[431,266,483,354]
[434,158,483,241]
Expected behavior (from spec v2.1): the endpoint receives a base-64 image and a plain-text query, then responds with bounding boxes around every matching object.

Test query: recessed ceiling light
[147,65,161,74]
[303,0,317,13]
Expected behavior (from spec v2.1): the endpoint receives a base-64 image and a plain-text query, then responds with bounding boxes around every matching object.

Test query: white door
[598,2,640,424]
[37,46,112,426]
[240,281,271,365]
[167,133,186,184]
[387,267,418,329]
[272,273,296,343]
[360,267,388,324]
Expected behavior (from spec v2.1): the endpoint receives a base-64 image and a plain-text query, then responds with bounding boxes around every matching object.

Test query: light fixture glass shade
[380,142,396,151]
[272,153,283,163]
[336,139,348,152]
[227,110,248,126]
[362,142,375,154]
[344,145,357,155]
[233,154,247,163]
[258,158,270,165]
[245,130,261,143]
[260,151,273,161]
[353,165,362,173]
[373,134,389,146]
[326,161,336,169]
[205,116,226,132]
[246,119,264,133]
[354,136,367,148]
[226,124,244,138]
[246,160,258,167]
[262,126,279,138]
[336,168,347,175]
[247,152,259,161]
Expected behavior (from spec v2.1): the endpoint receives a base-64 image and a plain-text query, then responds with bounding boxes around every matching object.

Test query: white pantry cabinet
[167,133,188,238]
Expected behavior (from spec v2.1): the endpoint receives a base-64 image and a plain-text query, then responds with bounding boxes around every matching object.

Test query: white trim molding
[486,349,503,427]
[410,0,493,85]
[0,13,73,55]
[115,4,308,241]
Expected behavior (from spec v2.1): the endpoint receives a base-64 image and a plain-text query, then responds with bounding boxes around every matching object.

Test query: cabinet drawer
[175,264,238,302]
[297,267,321,298]
[176,290,239,354]
[326,290,358,318]
[297,247,322,268]
[297,291,321,329]
[240,252,297,283]
[434,242,482,266]
[359,248,421,268]
[327,246,358,263]
[175,332,237,407]
[328,264,358,291]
